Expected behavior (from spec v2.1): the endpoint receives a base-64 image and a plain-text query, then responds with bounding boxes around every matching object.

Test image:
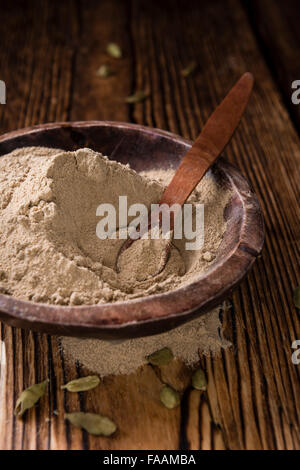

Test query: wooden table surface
[0,0,299,450]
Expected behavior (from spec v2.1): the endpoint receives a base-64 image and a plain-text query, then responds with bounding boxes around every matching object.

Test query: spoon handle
[159,72,254,208]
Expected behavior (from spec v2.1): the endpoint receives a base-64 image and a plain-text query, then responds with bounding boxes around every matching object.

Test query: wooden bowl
[0,121,264,339]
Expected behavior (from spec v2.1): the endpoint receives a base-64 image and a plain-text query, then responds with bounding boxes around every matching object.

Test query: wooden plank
[0,0,299,449]
[245,0,300,131]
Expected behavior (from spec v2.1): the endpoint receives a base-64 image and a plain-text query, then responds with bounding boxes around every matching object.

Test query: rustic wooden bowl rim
[0,121,265,339]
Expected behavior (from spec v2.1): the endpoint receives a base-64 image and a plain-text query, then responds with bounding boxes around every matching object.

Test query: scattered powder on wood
[0,146,231,305]
[60,304,231,377]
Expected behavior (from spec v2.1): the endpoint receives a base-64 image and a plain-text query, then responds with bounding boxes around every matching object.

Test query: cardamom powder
[0,147,231,306]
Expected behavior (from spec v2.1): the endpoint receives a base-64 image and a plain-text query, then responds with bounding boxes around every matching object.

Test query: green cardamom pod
[125,91,149,104]
[96,65,112,78]
[160,385,180,409]
[14,379,49,417]
[192,368,207,391]
[61,375,100,392]
[65,412,117,436]
[107,43,122,59]
[294,286,300,308]
[181,61,197,77]
[147,347,173,366]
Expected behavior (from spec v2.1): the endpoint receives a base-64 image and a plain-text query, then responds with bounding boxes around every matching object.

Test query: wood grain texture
[245,0,300,131]
[0,0,299,450]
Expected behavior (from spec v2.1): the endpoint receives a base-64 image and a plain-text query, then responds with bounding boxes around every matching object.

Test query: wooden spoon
[116,72,254,276]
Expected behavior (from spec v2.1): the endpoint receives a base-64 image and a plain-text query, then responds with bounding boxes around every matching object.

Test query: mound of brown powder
[60,304,231,376]
[0,146,231,305]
